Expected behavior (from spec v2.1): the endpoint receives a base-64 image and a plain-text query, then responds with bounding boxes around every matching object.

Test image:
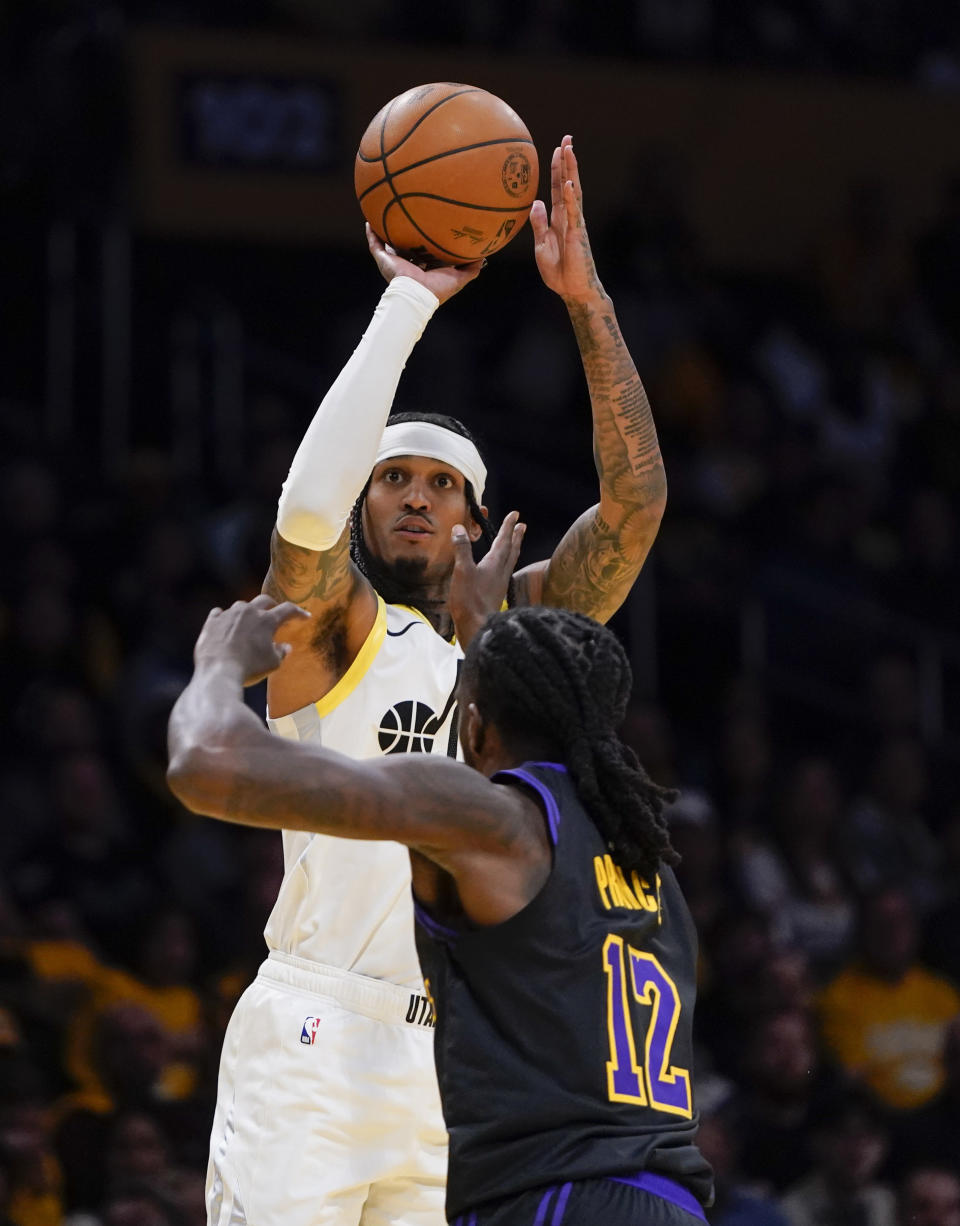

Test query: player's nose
[402,480,431,510]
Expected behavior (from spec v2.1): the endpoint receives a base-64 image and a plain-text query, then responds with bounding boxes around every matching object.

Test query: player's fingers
[451,524,476,569]
[493,513,524,566]
[563,178,582,229]
[550,144,562,213]
[454,256,486,282]
[489,510,520,554]
[564,140,583,200]
[197,605,222,636]
[248,593,277,610]
[366,224,399,279]
[267,601,312,630]
[505,521,526,572]
[529,200,549,245]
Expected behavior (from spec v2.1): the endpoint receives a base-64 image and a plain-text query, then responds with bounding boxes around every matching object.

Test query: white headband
[375,421,487,502]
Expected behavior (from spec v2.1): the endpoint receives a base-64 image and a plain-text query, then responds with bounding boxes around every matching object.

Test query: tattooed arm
[512,137,666,624]
[264,241,486,712]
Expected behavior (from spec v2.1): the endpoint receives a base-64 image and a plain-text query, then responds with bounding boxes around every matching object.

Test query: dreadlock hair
[349,411,501,615]
[463,605,679,882]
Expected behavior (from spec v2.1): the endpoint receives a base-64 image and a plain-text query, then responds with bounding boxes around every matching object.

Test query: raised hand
[194,595,311,687]
[529,136,605,304]
[449,511,526,648]
[366,223,486,305]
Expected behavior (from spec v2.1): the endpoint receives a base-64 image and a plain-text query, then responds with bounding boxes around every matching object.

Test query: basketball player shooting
[198,137,669,1226]
[168,597,714,1226]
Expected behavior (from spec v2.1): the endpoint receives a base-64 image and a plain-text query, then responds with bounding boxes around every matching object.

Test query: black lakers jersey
[414,762,714,1219]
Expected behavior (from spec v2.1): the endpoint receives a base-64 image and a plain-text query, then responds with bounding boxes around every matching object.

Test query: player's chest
[322,634,464,759]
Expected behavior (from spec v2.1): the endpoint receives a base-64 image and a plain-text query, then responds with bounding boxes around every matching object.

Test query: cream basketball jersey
[264,596,463,989]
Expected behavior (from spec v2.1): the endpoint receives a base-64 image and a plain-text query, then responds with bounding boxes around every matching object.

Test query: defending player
[168,597,714,1226]
[202,137,669,1225]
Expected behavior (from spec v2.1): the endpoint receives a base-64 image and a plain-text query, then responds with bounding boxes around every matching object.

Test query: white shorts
[207,951,447,1226]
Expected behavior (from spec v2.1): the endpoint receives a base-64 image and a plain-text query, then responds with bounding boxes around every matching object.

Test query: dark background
[2,3,960,1224]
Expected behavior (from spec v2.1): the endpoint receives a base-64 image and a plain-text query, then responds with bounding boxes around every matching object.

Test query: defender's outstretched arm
[514,137,667,624]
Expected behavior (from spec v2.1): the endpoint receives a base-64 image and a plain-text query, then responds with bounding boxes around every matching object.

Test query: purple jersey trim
[523,762,568,773]
[532,1186,557,1226]
[496,767,562,846]
[413,899,458,943]
[551,1182,573,1224]
[607,1171,707,1221]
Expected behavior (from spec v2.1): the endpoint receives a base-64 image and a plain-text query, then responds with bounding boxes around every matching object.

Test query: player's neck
[416,600,454,640]
[367,553,455,638]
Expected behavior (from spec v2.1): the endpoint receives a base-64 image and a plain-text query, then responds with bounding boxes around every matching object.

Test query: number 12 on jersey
[602,934,693,1117]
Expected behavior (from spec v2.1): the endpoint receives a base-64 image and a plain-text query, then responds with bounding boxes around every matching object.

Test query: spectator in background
[0,1059,63,1226]
[665,787,730,939]
[694,912,776,1076]
[778,1087,895,1226]
[735,755,855,973]
[695,1092,791,1226]
[12,751,153,964]
[842,737,942,913]
[735,1008,826,1193]
[890,1016,960,1179]
[715,713,775,831]
[897,1168,960,1226]
[63,910,205,1116]
[96,1189,179,1226]
[818,888,960,1112]
[922,813,960,987]
[52,1002,201,1215]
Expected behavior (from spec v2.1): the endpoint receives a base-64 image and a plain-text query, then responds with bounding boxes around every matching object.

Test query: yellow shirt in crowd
[817,963,960,1110]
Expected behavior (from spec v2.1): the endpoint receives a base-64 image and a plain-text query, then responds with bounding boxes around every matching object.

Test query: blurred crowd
[3,4,960,1226]
[6,0,960,83]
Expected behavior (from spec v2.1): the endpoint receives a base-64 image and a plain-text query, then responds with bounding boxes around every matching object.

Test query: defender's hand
[449,511,525,649]
[530,136,605,304]
[194,596,310,687]
[366,224,485,305]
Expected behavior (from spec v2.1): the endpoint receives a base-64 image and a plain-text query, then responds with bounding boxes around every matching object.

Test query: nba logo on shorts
[300,1016,321,1045]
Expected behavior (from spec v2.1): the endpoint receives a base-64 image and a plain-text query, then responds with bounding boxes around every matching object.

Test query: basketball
[354,83,538,266]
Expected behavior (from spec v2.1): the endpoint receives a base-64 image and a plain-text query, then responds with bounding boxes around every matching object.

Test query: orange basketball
[355,83,538,266]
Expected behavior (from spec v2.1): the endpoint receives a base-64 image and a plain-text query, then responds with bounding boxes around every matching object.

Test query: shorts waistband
[607,1172,706,1222]
[259,951,436,1028]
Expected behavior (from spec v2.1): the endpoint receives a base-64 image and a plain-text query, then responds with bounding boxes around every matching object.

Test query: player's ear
[466,505,487,544]
[463,701,485,758]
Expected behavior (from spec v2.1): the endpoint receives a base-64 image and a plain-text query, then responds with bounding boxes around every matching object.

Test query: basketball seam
[385,192,532,214]
[382,196,514,262]
[356,137,537,205]
[358,86,481,163]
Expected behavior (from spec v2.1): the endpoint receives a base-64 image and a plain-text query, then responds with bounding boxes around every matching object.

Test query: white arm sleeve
[275,276,440,551]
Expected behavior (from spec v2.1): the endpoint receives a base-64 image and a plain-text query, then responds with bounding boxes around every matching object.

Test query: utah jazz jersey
[414,763,714,1219]
[266,596,462,988]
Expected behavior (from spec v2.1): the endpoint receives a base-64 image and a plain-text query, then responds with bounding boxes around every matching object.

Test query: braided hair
[463,605,679,881]
[349,411,499,614]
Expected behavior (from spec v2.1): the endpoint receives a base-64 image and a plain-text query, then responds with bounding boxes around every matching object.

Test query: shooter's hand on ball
[530,136,605,304]
[365,224,485,305]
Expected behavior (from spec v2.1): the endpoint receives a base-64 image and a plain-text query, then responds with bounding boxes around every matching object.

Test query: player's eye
[435,474,455,489]
[384,469,404,483]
